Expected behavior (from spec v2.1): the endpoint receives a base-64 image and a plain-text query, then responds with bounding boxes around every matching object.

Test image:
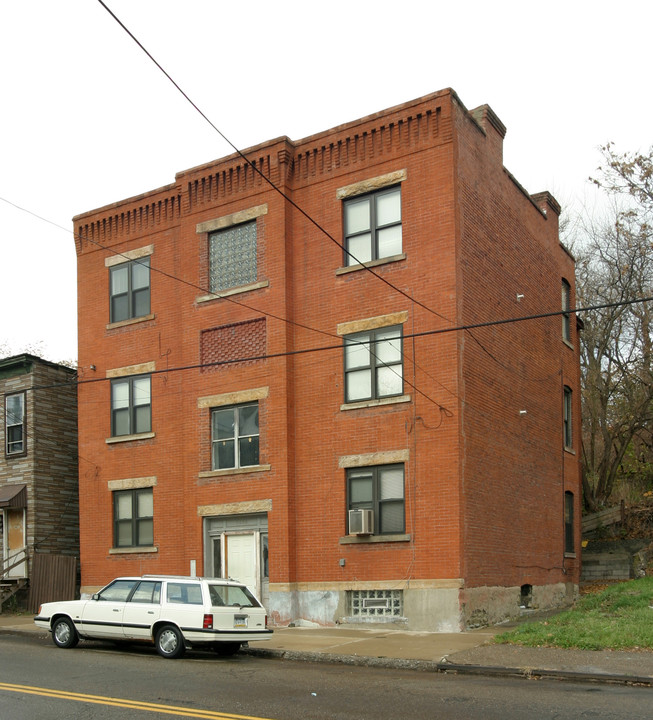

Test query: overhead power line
[95,0,459,330]
[15,294,653,394]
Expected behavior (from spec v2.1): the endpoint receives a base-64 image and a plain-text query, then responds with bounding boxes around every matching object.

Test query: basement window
[348,589,403,617]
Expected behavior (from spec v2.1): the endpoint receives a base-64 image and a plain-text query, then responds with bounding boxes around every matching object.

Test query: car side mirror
[92,593,100,601]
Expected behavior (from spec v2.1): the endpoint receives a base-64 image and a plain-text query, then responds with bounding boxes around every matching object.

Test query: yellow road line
[0,682,274,720]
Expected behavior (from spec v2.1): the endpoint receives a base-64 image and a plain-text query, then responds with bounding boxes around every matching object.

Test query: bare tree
[578,145,653,510]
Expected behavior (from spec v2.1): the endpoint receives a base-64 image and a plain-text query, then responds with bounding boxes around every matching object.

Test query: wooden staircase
[0,551,28,613]
[0,578,27,613]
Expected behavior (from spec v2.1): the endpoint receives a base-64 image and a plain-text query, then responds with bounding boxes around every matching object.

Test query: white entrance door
[225,533,258,595]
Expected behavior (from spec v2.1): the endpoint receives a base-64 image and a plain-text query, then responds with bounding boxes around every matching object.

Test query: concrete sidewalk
[3,612,653,686]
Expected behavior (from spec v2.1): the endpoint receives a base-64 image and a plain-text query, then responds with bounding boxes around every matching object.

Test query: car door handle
[113,609,120,612]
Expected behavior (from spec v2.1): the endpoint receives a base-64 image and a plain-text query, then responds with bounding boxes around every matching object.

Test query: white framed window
[211,403,259,470]
[110,257,150,323]
[111,376,151,437]
[5,392,25,456]
[344,326,403,403]
[343,186,402,266]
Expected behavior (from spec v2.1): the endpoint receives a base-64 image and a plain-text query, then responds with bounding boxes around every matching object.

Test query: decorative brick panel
[200,318,266,372]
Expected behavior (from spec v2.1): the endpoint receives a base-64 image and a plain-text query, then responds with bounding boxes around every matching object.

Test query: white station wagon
[34,575,272,659]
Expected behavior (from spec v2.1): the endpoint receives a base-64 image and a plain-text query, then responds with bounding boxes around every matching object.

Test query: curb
[244,647,653,686]
[5,625,652,686]
[244,646,441,672]
[437,662,653,687]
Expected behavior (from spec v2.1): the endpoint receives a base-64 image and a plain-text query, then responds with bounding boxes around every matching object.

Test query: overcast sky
[1,0,651,363]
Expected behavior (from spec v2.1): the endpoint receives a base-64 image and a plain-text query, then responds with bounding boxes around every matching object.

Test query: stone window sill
[336,253,406,276]
[339,534,410,545]
[198,465,271,479]
[106,432,156,445]
[109,546,158,555]
[341,395,411,412]
[196,280,269,304]
[106,314,155,331]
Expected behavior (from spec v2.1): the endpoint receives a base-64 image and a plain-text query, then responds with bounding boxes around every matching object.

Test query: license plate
[234,615,248,628]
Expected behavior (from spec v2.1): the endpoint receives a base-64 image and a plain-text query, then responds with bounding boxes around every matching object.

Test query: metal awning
[0,483,27,508]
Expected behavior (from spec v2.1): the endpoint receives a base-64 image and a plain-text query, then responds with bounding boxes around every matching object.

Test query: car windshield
[97,580,138,602]
[208,584,261,608]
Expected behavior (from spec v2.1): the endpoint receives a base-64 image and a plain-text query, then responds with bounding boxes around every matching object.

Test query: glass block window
[209,221,257,292]
[349,589,403,617]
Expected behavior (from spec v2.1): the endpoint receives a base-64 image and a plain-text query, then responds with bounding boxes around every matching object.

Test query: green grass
[495,578,653,651]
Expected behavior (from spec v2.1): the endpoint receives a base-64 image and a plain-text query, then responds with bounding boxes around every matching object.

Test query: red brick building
[74,88,581,630]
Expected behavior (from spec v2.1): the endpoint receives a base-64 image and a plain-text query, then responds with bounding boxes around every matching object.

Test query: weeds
[495,578,653,651]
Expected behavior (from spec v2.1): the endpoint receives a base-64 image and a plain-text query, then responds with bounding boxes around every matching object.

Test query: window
[111,375,151,437]
[344,186,401,266]
[167,582,203,605]
[209,221,257,292]
[211,403,259,470]
[110,257,150,323]
[349,589,403,617]
[97,579,139,602]
[130,580,161,603]
[344,326,403,403]
[563,386,573,449]
[347,464,405,535]
[5,392,25,455]
[562,278,571,342]
[565,491,575,554]
[113,488,153,548]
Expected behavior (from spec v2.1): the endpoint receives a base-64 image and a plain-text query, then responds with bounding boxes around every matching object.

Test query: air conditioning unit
[349,509,373,535]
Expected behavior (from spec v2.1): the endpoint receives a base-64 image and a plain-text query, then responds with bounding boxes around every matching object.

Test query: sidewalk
[2,612,653,686]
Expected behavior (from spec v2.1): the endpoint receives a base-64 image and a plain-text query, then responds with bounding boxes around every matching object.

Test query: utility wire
[0,194,449,412]
[93,0,525,381]
[13,295,652,394]
[95,0,463,332]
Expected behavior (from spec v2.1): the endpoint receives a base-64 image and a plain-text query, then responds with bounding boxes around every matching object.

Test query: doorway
[3,508,26,578]
[204,514,269,608]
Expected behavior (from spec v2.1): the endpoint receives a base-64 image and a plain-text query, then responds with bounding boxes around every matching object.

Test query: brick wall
[74,88,581,626]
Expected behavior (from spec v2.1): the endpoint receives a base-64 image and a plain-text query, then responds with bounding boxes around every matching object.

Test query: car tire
[213,642,241,656]
[52,617,79,649]
[155,624,186,659]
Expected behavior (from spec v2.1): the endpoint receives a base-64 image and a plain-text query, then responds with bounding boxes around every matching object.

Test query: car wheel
[52,617,79,649]
[155,624,186,659]
[213,642,241,656]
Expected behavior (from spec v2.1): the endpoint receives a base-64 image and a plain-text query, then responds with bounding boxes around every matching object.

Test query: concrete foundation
[267,581,578,631]
[268,582,461,631]
[461,582,577,628]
